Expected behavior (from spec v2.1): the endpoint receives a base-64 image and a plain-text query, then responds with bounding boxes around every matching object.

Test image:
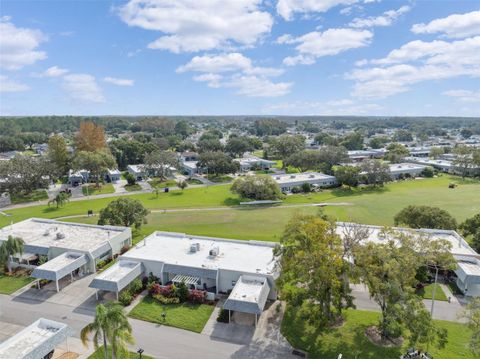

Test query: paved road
[0,293,294,359]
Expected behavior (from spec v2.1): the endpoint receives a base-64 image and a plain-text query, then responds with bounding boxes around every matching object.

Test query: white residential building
[272,172,337,192]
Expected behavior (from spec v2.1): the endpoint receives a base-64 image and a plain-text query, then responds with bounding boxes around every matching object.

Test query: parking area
[13,273,98,309]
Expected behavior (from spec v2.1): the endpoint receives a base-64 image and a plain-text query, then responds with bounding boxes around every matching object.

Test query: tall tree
[394,205,457,230]
[453,145,474,179]
[334,166,361,188]
[360,160,391,186]
[197,151,239,176]
[48,192,70,209]
[47,134,69,177]
[384,143,409,163]
[0,155,52,195]
[231,175,282,200]
[275,215,353,325]
[143,150,178,181]
[98,198,150,229]
[340,132,364,150]
[81,302,134,359]
[271,135,305,167]
[461,297,480,356]
[225,136,253,158]
[73,149,116,187]
[75,121,106,152]
[0,236,24,272]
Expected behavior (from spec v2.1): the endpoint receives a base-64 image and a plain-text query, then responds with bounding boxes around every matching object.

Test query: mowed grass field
[1,176,480,242]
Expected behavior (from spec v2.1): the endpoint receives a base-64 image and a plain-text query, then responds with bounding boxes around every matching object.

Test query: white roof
[457,261,480,276]
[182,161,198,170]
[0,318,70,359]
[94,260,139,282]
[273,172,336,185]
[0,218,129,254]
[388,163,426,173]
[128,164,145,173]
[223,275,270,314]
[336,222,478,258]
[122,232,277,276]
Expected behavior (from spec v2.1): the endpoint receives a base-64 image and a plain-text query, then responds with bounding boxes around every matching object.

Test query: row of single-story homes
[2,218,480,320]
[405,157,480,177]
[68,169,122,186]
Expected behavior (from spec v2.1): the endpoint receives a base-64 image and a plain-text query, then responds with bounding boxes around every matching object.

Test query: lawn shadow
[330,185,390,198]
[223,197,241,206]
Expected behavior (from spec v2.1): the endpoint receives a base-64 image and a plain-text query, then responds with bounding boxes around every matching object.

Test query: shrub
[291,186,302,194]
[421,166,435,178]
[120,245,130,255]
[176,282,189,303]
[149,283,162,295]
[301,182,312,193]
[142,276,149,289]
[217,309,229,323]
[147,272,159,285]
[129,278,143,295]
[125,173,136,185]
[153,294,180,305]
[119,291,133,306]
[189,289,206,304]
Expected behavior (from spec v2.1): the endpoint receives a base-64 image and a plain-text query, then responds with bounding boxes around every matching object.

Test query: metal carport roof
[32,252,87,282]
[89,260,142,293]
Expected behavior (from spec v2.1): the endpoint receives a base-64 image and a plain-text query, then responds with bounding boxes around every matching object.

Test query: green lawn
[124,184,142,192]
[88,346,155,359]
[129,296,214,333]
[10,190,48,204]
[0,274,35,294]
[148,179,177,188]
[282,306,474,359]
[207,175,233,183]
[417,283,448,301]
[186,178,203,185]
[2,176,480,237]
[82,184,115,196]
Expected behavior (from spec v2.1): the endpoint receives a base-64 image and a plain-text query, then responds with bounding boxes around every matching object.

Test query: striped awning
[171,274,200,286]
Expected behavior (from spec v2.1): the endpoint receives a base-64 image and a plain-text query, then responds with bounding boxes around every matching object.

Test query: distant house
[347,149,386,163]
[180,151,200,162]
[235,155,276,172]
[387,163,427,179]
[127,164,175,180]
[181,161,200,176]
[33,143,49,155]
[405,157,480,176]
[272,172,337,193]
[105,169,121,183]
[68,169,89,186]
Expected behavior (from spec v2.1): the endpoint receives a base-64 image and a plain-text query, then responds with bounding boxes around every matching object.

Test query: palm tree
[81,302,134,359]
[0,236,24,272]
[48,192,70,208]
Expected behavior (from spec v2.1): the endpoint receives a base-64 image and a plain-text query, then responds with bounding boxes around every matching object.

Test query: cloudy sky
[0,0,479,116]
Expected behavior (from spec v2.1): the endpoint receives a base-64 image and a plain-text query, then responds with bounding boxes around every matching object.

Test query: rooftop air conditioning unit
[190,243,200,253]
[290,175,296,179]
[309,174,315,178]
[275,176,281,180]
[209,246,219,257]
[56,232,65,240]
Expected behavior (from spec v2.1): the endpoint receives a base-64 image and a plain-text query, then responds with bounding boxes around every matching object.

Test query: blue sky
[0,0,479,116]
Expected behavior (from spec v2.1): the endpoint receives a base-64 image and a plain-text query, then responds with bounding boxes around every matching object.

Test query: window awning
[171,274,200,286]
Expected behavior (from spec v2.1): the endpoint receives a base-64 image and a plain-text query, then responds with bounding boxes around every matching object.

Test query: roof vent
[56,232,65,240]
[209,246,219,257]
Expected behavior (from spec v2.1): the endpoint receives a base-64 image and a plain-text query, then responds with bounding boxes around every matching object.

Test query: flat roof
[94,260,139,282]
[458,261,480,276]
[272,172,336,184]
[0,218,129,254]
[223,275,270,314]
[89,260,142,292]
[122,232,277,276]
[389,163,426,173]
[336,222,478,258]
[182,161,198,170]
[0,318,70,359]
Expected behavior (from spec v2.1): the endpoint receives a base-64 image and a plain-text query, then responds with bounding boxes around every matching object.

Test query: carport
[32,252,87,292]
[0,318,71,359]
[89,260,143,300]
[223,275,271,326]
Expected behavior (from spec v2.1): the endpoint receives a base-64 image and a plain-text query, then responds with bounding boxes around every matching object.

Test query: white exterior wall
[456,278,480,297]
[218,269,277,300]
[109,229,132,255]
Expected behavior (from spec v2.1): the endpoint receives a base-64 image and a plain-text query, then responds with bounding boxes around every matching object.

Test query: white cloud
[282,28,373,66]
[103,76,134,86]
[0,75,29,92]
[443,89,480,103]
[117,0,273,53]
[62,74,105,103]
[263,98,382,115]
[193,73,223,88]
[35,65,69,78]
[177,53,252,73]
[411,10,480,39]
[349,5,410,28]
[177,52,288,96]
[0,16,47,70]
[347,36,480,98]
[226,74,292,97]
[277,0,358,21]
